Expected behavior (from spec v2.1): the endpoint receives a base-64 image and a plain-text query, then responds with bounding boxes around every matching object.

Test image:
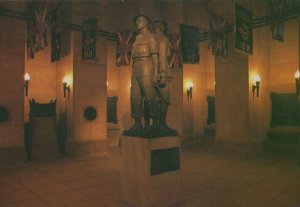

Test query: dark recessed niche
[0,106,9,123]
[84,107,97,121]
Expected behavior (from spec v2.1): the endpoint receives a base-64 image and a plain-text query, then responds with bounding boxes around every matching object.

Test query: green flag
[82,18,97,60]
[180,24,199,64]
[235,3,253,55]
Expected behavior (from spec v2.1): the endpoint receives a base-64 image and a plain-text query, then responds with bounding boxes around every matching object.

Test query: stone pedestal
[121,136,181,207]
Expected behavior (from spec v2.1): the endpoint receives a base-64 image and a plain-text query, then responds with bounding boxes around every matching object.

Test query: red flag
[168,34,182,68]
[34,4,48,52]
[116,31,135,66]
[26,2,48,60]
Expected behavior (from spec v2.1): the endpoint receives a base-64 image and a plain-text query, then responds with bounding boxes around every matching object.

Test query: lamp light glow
[63,76,71,98]
[186,81,193,101]
[295,70,300,79]
[252,74,261,85]
[63,76,70,85]
[186,81,193,89]
[24,72,30,96]
[295,70,300,95]
[252,74,261,98]
[24,73,30,81]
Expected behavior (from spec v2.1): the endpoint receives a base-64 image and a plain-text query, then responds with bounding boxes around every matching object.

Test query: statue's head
[152,20,167,34]
[133,13,151,30]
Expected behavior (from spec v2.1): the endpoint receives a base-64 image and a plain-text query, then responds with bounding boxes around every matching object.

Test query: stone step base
[263,140,300,159]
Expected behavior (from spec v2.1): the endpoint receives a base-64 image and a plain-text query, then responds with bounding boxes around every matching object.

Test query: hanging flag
[50,7,61,62]
[208,11,231,58]
[179,24,199,64]
[56,2,71,57]
[235,3,253,55]
[285,0,298,13]
[26,2,36,60]
[116,30,135,66]
[26,2,48,60]
[82,18,97,60]
[168,34,182,68]
[270,0,285,41]
[51,25,61,62]
[34,4,48,52]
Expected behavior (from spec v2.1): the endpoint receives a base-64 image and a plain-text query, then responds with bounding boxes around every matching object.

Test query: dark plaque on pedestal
[151,147,180,175]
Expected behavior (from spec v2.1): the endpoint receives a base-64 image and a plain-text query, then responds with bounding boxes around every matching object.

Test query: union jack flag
[35,4,48,52]
[168,34,182,68]
[26,2,48,60]
[116,31,135,67]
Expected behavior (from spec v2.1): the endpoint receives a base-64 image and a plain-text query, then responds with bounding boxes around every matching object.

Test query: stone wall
[69,1,117,155]
[269,19,299,93]
[0,3,25,148]
[248,2,270,147]
[214,0,250,147]
[24,32,57,123]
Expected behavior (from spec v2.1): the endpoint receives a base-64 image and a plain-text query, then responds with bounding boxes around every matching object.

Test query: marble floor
[0,142,300,207]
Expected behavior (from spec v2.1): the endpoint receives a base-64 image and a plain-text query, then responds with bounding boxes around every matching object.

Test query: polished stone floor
[0,142,300,207]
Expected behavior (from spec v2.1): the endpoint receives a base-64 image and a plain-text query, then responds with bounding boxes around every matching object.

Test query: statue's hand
[152,75,158,86]
[159,76,167,88]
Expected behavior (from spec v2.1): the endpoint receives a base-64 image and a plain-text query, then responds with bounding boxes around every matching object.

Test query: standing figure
[124,13,160,136]
[152,19,177,135]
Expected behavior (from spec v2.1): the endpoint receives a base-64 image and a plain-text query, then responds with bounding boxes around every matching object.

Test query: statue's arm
[149,36,159,85]
[158,38,170,87]
[152,54,159,83]
[159,38,168,76]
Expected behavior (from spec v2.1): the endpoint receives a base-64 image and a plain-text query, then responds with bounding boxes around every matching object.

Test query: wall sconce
[63,76,70,98]
[252,74,261,98]
[186,81,193,101]
[24,72,30,96]
[295,70,300,95]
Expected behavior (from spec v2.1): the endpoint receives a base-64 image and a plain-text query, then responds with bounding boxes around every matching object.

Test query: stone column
[67,2,111,156]
[215,34,250,148]
[0,7,25,149]
[71,33,108,156]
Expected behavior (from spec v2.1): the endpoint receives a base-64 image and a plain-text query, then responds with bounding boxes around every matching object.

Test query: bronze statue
[152,20,177,135]
[124,13,160,137]
[124,14,177,137]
